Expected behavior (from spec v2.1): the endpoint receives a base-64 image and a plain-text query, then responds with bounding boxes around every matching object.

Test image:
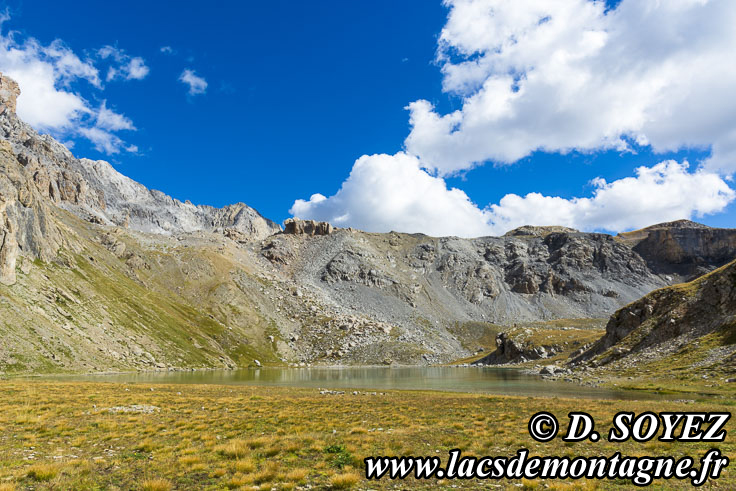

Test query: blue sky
[1,0,450,219]
[1,0,735,236]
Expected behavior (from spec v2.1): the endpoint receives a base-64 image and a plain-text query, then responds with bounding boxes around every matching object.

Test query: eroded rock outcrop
[504,225,579,237]
[284,218,333,235]
[0,74,19,114]
[322,250,396,288]
[473,332,556,365]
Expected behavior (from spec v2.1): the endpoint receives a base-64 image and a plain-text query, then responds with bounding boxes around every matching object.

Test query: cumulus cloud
[98,45,149,81]
[291,0,736,237]
[487,161,735,234]
[0,18,139,154]
[96,101,135,131]
[159,46,174,54]
[406,0,736,176]
[291,153,496,237]
[0,33,96,129]
[179,69,207,95]
[291,154,734,237]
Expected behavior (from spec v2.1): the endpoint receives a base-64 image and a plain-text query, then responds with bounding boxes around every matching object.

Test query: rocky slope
[0,70,735,373]
[0,134,287,373]
[569,258,736,374]
[254,219,736,365]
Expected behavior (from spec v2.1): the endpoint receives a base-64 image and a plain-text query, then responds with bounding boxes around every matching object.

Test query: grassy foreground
[0,381,733,490]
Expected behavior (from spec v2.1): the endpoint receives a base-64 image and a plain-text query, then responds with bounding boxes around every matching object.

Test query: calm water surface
[59,366,662,400]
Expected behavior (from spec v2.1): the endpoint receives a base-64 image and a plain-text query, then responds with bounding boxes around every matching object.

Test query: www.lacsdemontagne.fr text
[364,448,728,486]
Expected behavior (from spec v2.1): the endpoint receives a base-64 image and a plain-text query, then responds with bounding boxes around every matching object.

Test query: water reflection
[58,366,663,401]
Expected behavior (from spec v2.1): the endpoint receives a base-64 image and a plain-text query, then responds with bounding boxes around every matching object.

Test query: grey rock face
[0,200,17,285]
[0,140,65,284]
[263,229,657,361]
[0,73,280,240]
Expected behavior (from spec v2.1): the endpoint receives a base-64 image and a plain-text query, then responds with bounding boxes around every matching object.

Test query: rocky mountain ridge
[0,71,735,373]
[0,73,279,241]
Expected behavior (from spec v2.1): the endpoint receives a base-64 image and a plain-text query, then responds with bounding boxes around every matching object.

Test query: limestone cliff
[618,220,736,279]
[0,140,65,285]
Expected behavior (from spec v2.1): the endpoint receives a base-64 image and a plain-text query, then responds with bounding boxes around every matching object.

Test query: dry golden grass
[330,471,361,489]
[233,457,256,473]
[0,380,732,489]
[26,463,58,482]
[177,455,202,467]
[285,468,309,483]
[216,438,250,459]
[140,478,172,491]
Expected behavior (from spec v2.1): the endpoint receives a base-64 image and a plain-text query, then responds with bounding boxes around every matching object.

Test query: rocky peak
[640,219,710,230]
[0,73,19,114]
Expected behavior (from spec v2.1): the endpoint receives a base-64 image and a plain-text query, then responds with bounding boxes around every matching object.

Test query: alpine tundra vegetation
[2,0,736,487]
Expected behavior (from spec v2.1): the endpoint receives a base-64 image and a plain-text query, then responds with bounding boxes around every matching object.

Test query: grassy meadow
[0,381,733,489]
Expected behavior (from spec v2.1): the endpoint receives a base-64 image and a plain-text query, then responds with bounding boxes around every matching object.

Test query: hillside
[570,258,736,379]
[1,70,735,374]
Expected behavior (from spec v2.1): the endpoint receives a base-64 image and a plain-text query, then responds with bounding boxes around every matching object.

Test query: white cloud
[291,154,734,237]
[405,0,736,176]
[78,127,128,155]
[96,101,135,131]
[98,45,149,81]
[0,34,96,129]
[291,0,736,237]
[486,161,735,234]
[0,18,138,154]
[160,46,174,54]
[43,39,101,87]
[179,68,207,95]
[291,153,496,237]
[125,57,149,80]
